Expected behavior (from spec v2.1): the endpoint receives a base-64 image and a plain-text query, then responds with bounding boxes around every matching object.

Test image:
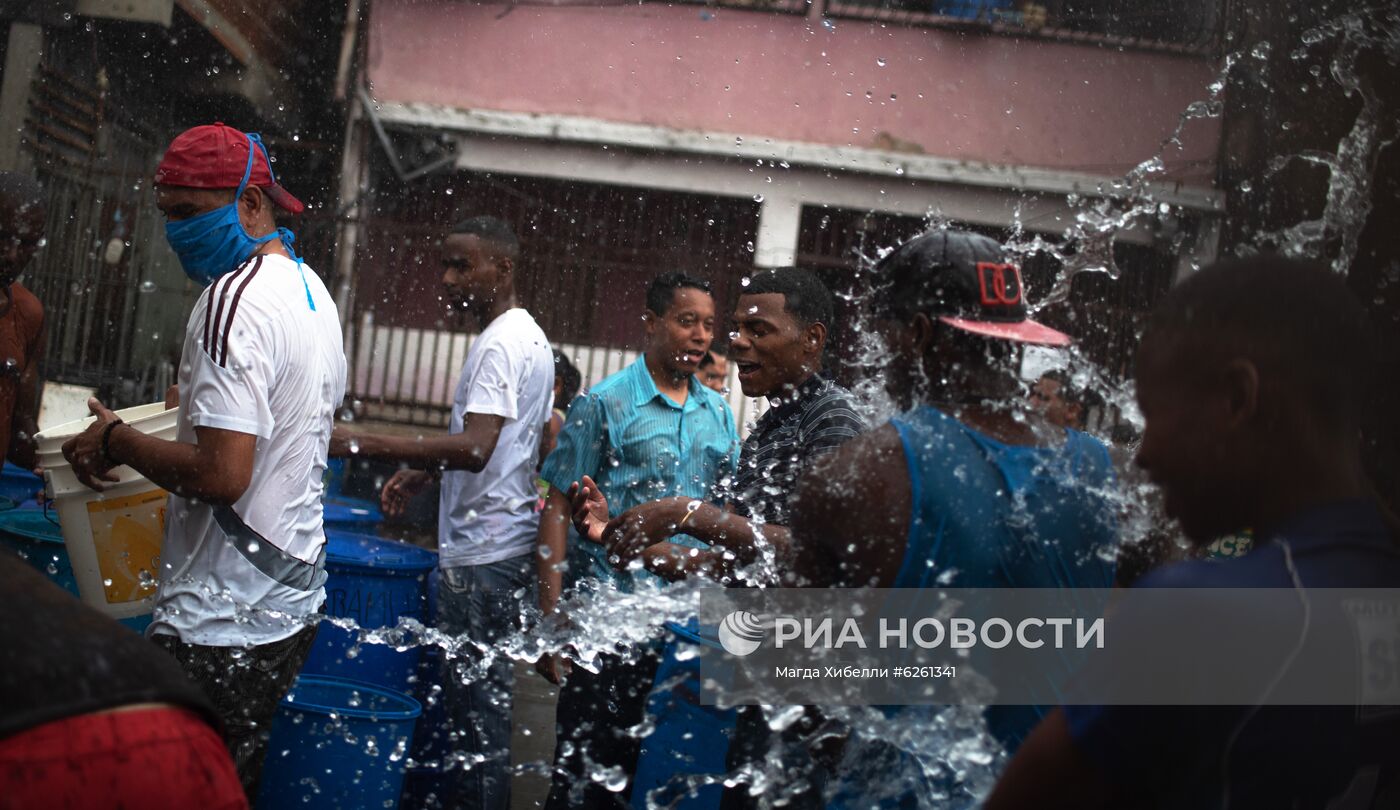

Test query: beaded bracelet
[100,419,125,466]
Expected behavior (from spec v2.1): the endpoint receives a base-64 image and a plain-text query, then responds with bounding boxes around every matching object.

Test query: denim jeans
[438,553,536,810]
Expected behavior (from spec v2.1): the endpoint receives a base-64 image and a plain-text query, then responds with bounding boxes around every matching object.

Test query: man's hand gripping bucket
[35,403,179,622]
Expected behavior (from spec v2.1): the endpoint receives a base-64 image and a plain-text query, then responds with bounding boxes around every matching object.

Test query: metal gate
[23,58,194,406]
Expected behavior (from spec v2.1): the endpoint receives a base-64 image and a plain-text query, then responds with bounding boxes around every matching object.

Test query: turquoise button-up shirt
[540,357,740,590]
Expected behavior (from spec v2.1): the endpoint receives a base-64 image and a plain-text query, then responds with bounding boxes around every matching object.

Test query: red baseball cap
[155,123,304,214]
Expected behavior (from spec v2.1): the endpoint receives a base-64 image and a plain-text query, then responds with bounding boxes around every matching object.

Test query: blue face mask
[164,133,285,287]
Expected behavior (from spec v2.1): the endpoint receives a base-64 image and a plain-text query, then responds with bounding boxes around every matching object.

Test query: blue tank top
[889,406,1119,751]
[891,406,1118,589]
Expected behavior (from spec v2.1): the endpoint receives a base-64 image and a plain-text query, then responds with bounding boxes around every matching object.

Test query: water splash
[1252,9,1399,274]
[1012,52,1240,313]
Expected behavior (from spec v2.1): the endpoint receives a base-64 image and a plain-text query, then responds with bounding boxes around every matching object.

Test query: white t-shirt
[438,308,554,568]
[149,253,347,647]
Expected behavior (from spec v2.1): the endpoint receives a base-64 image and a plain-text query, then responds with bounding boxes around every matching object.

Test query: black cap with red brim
[873,230,1071,347]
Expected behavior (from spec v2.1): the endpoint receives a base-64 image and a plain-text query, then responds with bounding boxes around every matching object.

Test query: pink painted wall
[368,1,1221,183]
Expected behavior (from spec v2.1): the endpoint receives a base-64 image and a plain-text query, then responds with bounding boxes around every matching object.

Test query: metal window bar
[655,0,1224,53]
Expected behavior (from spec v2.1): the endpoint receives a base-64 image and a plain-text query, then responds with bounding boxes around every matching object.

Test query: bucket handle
[41,496,59,528]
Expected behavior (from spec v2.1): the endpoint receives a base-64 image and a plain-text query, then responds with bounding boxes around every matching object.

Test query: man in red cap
[62,123,346,799]
[786,229,1118,803]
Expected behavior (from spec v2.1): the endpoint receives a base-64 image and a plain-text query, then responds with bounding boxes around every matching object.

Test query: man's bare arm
[331,413,507,473]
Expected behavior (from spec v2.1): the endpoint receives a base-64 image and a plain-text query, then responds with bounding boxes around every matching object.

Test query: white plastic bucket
[35,402,180,621]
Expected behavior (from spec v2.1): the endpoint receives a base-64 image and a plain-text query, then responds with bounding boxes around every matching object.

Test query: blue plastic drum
[323,496,385,534]
[301,530,438,694]
[0,505,150,633]
[631,622,737,810]
[0,506,78,594]
[258,674,422,810]
[0,463,42,505]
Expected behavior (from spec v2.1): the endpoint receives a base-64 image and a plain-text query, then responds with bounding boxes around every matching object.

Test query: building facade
[335,0,1227,430]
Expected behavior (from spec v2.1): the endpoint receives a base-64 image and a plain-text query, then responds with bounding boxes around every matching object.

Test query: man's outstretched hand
[60,398,122,492]
[381,469,433,518]
[567,475,610,544]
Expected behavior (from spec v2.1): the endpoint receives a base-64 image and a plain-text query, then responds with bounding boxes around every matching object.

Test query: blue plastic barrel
[258,674,422,810]
[0,463,42,505]
[324,495,385,533]
[301,530,437,694]
[0,506,150,633]
[0,506,77,594]
[631,623,736,810]
[324,458,347,498]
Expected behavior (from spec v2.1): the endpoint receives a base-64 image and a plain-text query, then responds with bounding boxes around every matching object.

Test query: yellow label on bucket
[86,488,167,604]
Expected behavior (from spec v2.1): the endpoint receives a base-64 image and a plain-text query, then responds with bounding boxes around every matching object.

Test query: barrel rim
[281,674,423,720]
[324,529,437,573]
[0,507,64,542]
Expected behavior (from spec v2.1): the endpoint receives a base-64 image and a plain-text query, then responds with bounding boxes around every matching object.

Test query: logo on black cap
[976,262,1024,309]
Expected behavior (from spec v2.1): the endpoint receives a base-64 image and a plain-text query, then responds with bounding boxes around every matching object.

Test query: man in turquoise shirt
[537,272,738,809]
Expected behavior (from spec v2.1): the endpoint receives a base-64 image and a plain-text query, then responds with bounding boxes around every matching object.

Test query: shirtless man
[0,172,47,472]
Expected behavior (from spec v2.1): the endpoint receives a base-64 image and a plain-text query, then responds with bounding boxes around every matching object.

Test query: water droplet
[752,193,764,203]
[592,766,630,792]
[876,57,887,67]
[138,280,157,293]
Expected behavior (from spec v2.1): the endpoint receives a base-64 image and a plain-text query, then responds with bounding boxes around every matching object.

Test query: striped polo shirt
[540,357,740,591]
[729,374,866,526]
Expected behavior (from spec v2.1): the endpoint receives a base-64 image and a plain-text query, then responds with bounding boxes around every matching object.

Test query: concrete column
[754,194,802,268]
[332,98,369,335]
[0,22,43,172]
